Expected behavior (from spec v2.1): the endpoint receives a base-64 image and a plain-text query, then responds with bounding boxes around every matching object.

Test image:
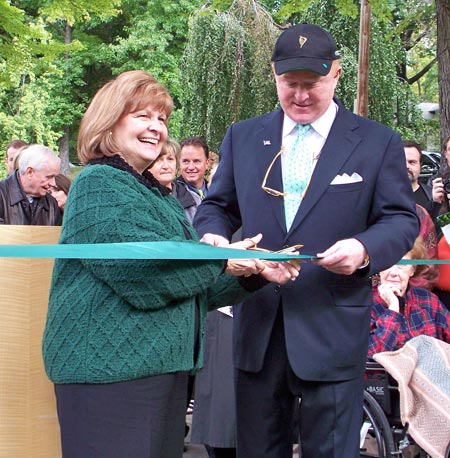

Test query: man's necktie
[282,123,312,230]
[197,189,205,200]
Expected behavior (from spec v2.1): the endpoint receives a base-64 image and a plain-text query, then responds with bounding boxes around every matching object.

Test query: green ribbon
[397,258,450,265]
[0,241,446,264]
[0,241,307,261]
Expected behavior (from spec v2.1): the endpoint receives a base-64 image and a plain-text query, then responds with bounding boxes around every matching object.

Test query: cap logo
[298,35,307,48]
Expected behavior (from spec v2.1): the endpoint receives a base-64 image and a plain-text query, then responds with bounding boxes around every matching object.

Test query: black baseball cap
[272,23,340,76]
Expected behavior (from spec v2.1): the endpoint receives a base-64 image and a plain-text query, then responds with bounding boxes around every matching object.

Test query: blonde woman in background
[148,138,201,224]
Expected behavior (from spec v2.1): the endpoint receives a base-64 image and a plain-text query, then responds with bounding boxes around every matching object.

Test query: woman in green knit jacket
[42,70,299,458]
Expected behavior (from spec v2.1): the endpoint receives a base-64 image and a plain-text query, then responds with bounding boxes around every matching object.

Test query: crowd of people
[402,136,450,310]
[1,22,449,458]
[0,143,64,225]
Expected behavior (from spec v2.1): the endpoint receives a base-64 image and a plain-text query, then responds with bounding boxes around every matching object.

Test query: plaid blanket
[374,335,450,458]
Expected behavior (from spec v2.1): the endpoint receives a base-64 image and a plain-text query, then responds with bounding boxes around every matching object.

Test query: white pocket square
[330,172,363,185]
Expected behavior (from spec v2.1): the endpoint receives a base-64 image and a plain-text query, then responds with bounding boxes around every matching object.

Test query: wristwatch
[358,253,370,269]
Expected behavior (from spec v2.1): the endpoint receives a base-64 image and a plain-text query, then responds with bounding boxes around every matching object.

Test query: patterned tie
[283,123,312,230]
[197,189,205,200]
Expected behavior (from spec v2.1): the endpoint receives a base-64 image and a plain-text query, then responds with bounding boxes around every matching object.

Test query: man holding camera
[404,140,444,220]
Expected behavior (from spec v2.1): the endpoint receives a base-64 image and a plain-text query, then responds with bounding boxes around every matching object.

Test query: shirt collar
[282,100,338,139]
[185,180,207,197]
[282,115,297,139]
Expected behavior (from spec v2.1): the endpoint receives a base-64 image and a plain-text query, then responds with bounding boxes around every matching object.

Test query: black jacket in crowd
[0,172,62,225]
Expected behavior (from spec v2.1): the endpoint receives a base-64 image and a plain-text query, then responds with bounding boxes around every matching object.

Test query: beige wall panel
[0,226,61,457]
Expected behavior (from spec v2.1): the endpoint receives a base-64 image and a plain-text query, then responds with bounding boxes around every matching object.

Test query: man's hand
[313,238,367,275]
[432,177,445,204]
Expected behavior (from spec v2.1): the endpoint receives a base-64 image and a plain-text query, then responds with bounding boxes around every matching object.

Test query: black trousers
[235,308,365,458]
[205,445,237,458]
[55,371,189,458]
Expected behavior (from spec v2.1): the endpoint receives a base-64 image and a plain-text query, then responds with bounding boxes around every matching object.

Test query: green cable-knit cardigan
[42,164,251,384]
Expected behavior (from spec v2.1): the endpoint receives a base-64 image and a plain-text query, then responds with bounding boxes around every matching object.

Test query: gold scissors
[247,243,303,254]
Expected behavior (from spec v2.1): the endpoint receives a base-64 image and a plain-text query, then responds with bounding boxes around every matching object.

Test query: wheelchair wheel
[360,391,397,458]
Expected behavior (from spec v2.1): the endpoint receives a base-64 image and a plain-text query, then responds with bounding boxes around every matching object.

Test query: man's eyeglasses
[261,147,309,198]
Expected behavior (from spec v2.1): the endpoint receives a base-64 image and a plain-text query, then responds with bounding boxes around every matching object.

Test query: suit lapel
[254,110,287,234]
[287,104,362,235]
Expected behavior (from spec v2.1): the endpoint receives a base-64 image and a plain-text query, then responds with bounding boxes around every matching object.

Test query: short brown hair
[6,139,27,152]
[77,70,173,165]
[180,136,209,160]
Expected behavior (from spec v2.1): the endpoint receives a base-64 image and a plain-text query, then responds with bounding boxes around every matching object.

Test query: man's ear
[25,167,34,178]
[271,62,277,78]
[331,60,342,81]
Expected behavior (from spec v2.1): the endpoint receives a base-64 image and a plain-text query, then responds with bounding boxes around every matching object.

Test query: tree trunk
[58,126,70,176]
[58,23,73,176]
[356,0,370,117]
[437,0,450,149]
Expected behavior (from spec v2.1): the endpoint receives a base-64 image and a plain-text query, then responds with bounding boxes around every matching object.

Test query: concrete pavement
[183,413,208,457]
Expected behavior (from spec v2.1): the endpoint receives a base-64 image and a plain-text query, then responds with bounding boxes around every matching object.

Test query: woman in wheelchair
[361,237,450,458]
[368,236,450,358]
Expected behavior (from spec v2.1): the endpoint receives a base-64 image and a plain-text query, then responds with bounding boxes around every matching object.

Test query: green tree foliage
[104,0,204,137]
[0,0,201,178]
[38,0,121,25]
[274,0,398,23]
[0,0,120,177]
[181,0,433,150]
[0,1,61,88]
[0,75,62,145]
[180,0,280,151]
[0,0,441,176]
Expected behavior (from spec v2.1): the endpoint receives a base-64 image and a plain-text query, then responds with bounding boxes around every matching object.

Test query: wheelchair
[359,360,449,458]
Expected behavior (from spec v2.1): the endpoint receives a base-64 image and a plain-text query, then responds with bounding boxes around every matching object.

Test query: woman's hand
[258,259,300,284]
[377,283,401,313]
[225,234,301,282]
[226,234,266,277]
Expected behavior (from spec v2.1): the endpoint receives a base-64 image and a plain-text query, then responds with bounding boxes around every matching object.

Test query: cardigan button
[274,285,281,293]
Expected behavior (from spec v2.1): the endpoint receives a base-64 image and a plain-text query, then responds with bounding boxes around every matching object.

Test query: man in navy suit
[194,24,419,458]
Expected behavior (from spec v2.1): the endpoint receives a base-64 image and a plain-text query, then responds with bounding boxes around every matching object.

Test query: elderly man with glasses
[194,23,419,458]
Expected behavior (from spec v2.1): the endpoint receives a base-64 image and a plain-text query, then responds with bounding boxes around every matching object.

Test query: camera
[444,178,450,194]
